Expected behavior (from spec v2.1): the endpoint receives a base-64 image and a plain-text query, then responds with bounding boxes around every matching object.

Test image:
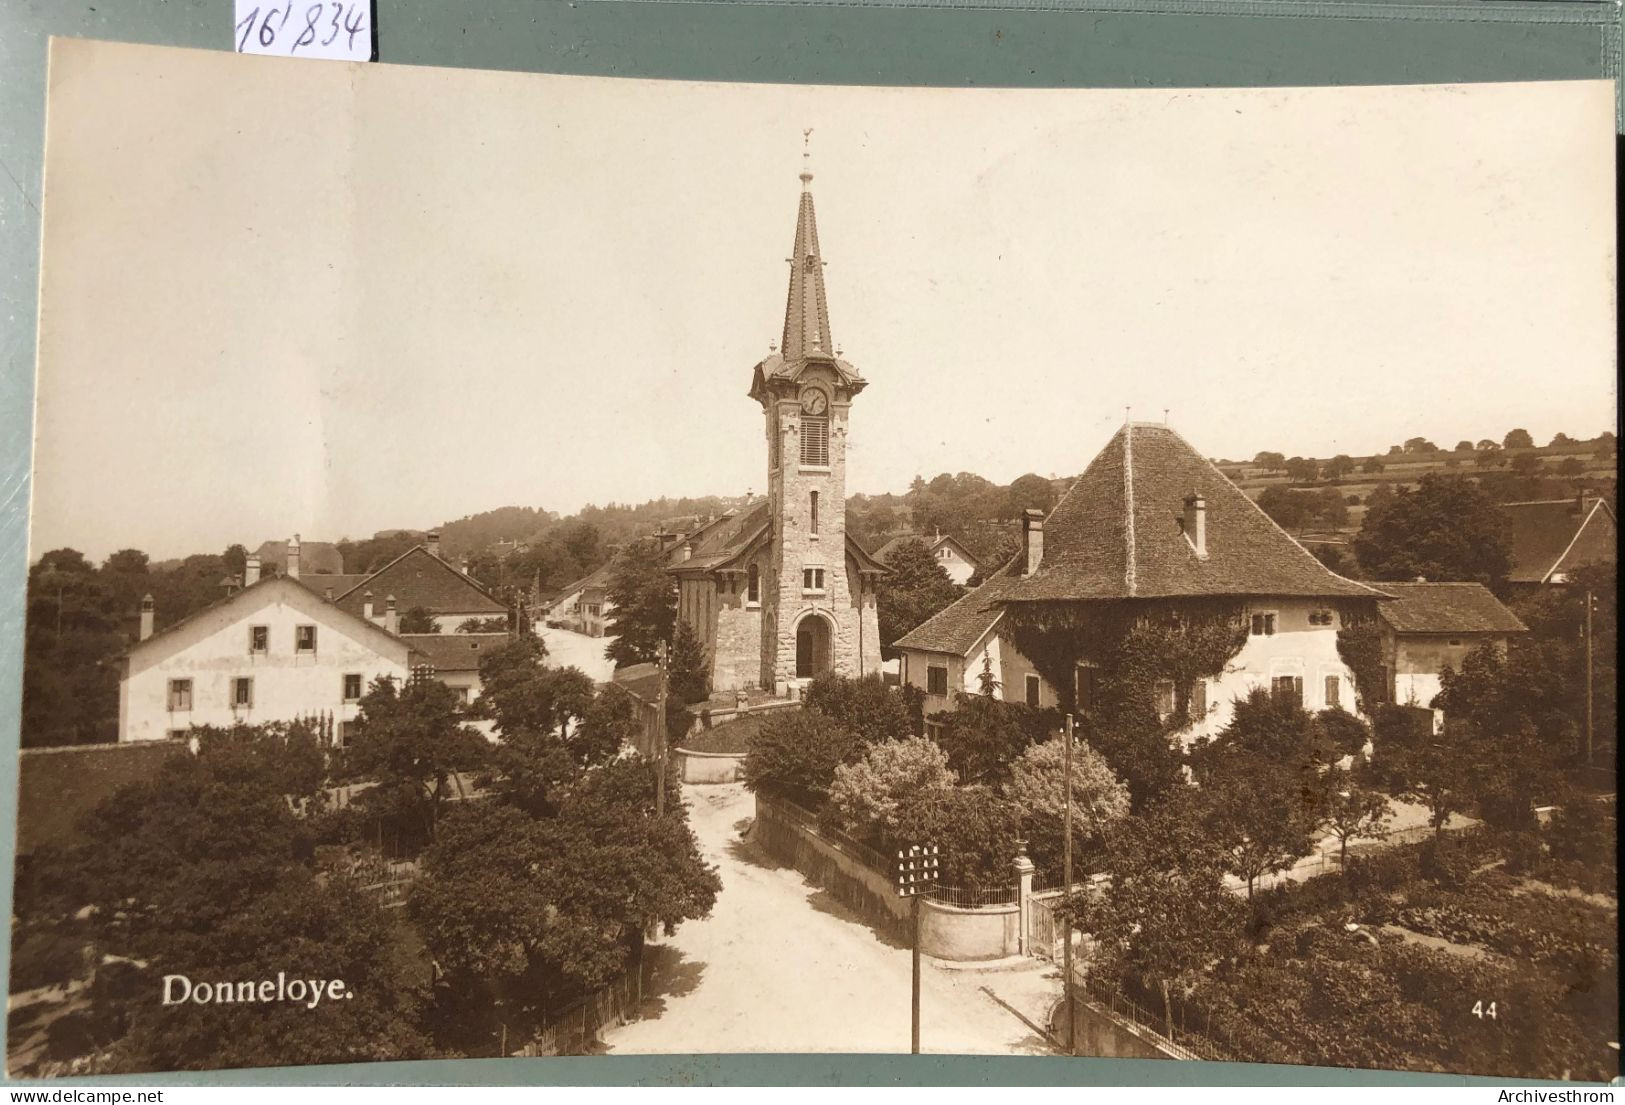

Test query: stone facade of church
[670,162,884,695]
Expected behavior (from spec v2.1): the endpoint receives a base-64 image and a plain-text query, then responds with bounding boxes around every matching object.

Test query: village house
[543,561,617,637]
[323,533,510,632]
[895,422,1390,742]
[669,160,885,694]
[1501,492,1616,590]
[873,531,983,586]
[1370,581,1526,721]
[118,574,419,744]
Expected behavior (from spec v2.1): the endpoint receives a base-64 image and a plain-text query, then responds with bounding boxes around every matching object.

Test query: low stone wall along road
[603,783,1058,1055]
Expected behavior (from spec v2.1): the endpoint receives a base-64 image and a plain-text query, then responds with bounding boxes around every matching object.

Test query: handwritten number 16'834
[236,3,367,55]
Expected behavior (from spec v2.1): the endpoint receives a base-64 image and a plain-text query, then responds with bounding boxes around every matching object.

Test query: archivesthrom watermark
[161,973,352,1010]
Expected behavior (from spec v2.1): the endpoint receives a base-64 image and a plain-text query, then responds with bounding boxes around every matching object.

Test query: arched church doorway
[794,614,833,680]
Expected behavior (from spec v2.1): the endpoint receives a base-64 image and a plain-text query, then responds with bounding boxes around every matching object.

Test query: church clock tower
[746,142,882,693]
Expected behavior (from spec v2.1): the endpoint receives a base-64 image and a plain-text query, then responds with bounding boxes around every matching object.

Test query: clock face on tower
[801,389,828,416]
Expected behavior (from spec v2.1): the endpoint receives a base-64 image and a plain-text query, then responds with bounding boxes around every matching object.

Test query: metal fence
[1029,894,1062,961]
[774,795,893,874]
[927,883,1018,908]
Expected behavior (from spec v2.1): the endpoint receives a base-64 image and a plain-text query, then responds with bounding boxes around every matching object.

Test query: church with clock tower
[669,154,885,696]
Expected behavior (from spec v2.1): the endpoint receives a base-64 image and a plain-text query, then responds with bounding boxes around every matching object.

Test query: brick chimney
[426,532,441,559]
[384,594,398,635]
[1022,509,1045,577]
[286,534,301,580]
[139,594,155,641]
[1183,493,1207,558]
[244,554,261,586]
[362,590,375,622]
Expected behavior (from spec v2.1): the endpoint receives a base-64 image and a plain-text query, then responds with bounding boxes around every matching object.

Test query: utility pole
[1063,712,1077,1056]
[655,640,669,817]
[894,843,939,1055]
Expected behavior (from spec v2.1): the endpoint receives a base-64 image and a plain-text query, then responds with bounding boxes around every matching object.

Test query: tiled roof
[1000,423,1384,603]
[298,573,370,599]
[332,546,507,617]
[747,179,866,404]
[126,575,412,659]
[1372,582,1527,635]
[892,566,1021,655]
[668,502,771,572]
[399,632,511,673]
[1502,498,1616,583]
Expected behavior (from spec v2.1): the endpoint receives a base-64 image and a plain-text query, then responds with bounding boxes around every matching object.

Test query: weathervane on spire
[800,128,814,188]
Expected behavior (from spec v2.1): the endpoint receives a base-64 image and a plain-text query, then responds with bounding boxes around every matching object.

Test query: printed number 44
[1472,1001,1498,1020]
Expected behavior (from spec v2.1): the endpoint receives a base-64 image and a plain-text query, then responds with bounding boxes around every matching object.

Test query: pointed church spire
[782,130,834,360]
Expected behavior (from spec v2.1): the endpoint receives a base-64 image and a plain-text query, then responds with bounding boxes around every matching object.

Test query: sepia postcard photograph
[5,36,1618,1082]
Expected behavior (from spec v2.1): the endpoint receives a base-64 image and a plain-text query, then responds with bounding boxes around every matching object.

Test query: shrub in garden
[887,786,1023,894]
[741,709,864,805]
[803,673,914,743]
[1002,736,1129,882]
[824,737,956,839]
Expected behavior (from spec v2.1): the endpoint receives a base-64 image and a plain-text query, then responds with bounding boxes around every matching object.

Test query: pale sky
[30,39,1618,563]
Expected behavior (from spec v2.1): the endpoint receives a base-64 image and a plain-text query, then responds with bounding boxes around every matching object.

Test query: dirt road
[602,783,1058,1055]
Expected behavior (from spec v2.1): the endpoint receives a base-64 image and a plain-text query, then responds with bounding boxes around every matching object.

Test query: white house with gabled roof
[118,575,420,744]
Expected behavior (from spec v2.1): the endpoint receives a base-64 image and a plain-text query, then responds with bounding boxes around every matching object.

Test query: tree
[604,542,676,668]
[1007,472,1058,515]
[888,786,1023,894]
[1549,432,1575,447]
[825,737,956,838]
[1556,457,1585,478]
[1252,452,1286,472]
[1309,544,1350,574]
[1324,455,1355,480]
[1476,439,1499,452]
[1503,428,1534,450]
[1315,765,1392,866]
[1256,485,1306,531]
[344,675,489,844]
[742,709,864,804]
[876,539,962,652]
[410,759,718,1022]
[1285,457,1319,483]
[927,693,1056,787]
[1351,474,1511,585]
[1361,457,1385,475]
[1403,437,1439,454]
[1312,486,1349,529]
[803,673,914,743]
[397,606,439,633]
[1453,441,1474,454]
[667,620,710,705]
[1509,452,1542,477]
[1387,444,1404,456]
[52,739,429,1072]
[457,617,508,633]
[1061,791,1245,995]
[1001,737,1129,879]
[23,548,124,746]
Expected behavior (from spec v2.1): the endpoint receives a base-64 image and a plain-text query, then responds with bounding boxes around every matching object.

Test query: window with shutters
[232,677,253,709]
[1251,612,1278,636]
[295,624,317,653]
[1191,678,1208,717]
[1154,679,1176,720]
[1324,675,1340,708]
[926,665,949,696]
[343,673,363,702]
[248,625,269,654]
[1272,675,1304,707]
[800,414,829,467]
[1025,673,1042,708]
[168,679,192,711]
